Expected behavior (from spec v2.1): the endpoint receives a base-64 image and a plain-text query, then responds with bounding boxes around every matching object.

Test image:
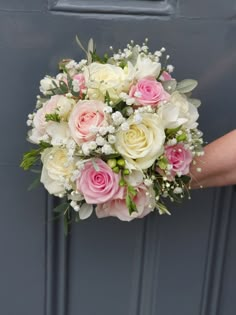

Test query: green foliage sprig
[20,141,52,171]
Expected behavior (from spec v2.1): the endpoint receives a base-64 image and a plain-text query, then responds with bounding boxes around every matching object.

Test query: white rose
[115,113,165,170]
[157,91,199,129]
[41,147,75,196]
[134,54,161,80]
[84,62,132,102]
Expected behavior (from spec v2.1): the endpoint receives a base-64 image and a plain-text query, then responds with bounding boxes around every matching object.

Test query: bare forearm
[190,130,236,188]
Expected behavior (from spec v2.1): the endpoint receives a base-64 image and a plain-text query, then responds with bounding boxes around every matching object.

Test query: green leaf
[52,80,59,89]
[176,79,198,94]
[165,126,182,138]
[71,90,80,98]
[53,202,69,214]
[64,215,69,236]
[76,35,88,55]
[127,185,137,197]
[156,202,171,215]
[21,141,52,170]
[39,141,52,149]
[87,38,95,63]
[20,149,41,170]
[75,212,80,223]
[162,79,177,93]
[188,98,201,108]
[27,175,41,191]
[59,80,69,94]
[104,91,111,104]
[180,175,191,184]
[126,189,137,215]
[158,157,168,170]
[92,159,100,171]
[176,133,187,142]
[30,169,41,174]
[45,112,61,122]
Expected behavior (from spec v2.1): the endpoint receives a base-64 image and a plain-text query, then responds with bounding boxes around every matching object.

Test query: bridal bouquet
[21,38,204,227]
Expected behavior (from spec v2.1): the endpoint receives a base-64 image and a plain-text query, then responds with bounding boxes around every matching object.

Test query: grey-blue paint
[0,1,235,314]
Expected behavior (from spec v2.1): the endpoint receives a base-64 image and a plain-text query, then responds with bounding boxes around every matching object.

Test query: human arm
[190,130,236,188]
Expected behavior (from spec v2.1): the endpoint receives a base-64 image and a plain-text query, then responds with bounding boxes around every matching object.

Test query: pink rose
[96,185,155,221]
[165,143,193,176]
[76,159,122,204]
[73,74,86,96]
[33,95,61,134]
[160,71,172,81]
[68,100,107,144]
[129,77,170,107]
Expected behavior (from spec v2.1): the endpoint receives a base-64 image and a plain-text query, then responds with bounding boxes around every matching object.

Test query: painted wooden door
[0,0,235,314]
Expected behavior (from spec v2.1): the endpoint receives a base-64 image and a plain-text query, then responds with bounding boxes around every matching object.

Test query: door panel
[0,1,235,314]
[0,0,45,11]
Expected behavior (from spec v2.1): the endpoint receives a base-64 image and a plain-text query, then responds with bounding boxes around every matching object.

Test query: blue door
[0,0,235,314]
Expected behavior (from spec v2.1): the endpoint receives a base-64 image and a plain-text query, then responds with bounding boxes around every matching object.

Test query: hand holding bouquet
[21,38,204,228]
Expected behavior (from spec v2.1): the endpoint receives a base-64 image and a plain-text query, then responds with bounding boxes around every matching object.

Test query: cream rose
[40,147,75,196]
[115,113,165,170]
[84,62,132,102]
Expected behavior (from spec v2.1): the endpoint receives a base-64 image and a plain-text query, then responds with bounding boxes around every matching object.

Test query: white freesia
[28,128,47,144]
[28,95,74,144]
[126,170,144,186]
[115,113,165,170]
[40,76,57,95]
[41,147,75,196]
[56,96,75,120]
[134,54,161,80]
[157,91,199,129]
[84,62,133,102]
[45,122,71,146]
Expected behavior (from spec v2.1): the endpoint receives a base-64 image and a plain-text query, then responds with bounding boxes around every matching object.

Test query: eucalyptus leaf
[59,80,68,94]
[127,46,139,65]
[87,38,94,64]
[188,98,201,108]
[75,35,87,55]
[79,203,93,220]
[92,159,100,171]
[176,79,198,94]
[52,80,59,88]
[162,79,177,94]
